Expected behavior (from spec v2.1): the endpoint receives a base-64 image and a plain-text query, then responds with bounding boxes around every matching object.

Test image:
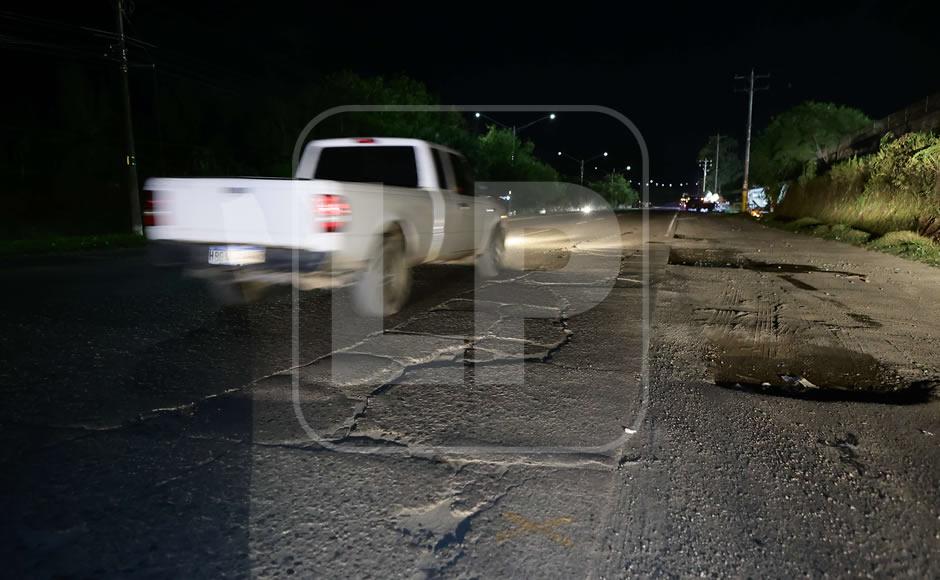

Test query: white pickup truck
[145,138,507,315]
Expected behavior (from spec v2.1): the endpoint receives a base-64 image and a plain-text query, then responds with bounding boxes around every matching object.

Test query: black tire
[354,229,411,317]
[477,226,506,279]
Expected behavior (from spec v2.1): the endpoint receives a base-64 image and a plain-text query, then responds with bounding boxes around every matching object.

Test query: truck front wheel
[476,226,506,279]
[354,229,411,317]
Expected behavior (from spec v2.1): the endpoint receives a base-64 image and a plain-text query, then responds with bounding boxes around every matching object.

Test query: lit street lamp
[475,112,556,162]
[557,150,607,185]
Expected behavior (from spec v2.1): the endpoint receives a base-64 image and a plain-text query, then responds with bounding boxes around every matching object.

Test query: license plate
[208,245,265,266]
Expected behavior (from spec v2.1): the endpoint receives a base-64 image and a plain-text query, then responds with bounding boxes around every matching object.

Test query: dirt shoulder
[664,213,940,397]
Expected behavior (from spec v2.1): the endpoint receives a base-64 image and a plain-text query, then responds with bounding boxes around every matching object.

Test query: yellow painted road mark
[496,512,574,547]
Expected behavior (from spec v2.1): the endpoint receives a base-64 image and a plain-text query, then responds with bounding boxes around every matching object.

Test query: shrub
[867,132,940,197]
[797,159,817,187]
[829,156,868,189]
[777,131,939,236]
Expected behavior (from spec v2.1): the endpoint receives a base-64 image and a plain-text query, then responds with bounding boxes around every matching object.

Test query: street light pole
[475,113,555,163]
[558,150,608,185]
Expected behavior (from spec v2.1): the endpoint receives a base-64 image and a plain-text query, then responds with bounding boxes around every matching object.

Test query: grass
[780,216,823,232]
[778,174,928,235]
[0,232,146,257]
[867,231,940,266]
[768,215,870,242]
[777,133,940,236]
[817,223,872,244]
[767,131,940,267]
[760,215,940,267]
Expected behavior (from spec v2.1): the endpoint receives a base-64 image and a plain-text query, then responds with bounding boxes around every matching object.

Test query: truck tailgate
[145,178,314,247]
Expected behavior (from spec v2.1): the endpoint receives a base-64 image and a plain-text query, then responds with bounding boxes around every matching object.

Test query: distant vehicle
[145,138,507,316]
[684,196,715,212]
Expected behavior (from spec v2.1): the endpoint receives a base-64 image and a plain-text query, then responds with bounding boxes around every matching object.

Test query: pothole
[668,247,867,278]
[668,247,744,268]
[710,339,937,402]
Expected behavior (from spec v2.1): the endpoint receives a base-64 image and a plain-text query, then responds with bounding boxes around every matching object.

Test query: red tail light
[143,190,170,227]
[143,190,156,227]
[314,194,351,233]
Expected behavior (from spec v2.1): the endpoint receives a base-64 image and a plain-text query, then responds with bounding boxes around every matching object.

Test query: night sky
[3,1,937,191]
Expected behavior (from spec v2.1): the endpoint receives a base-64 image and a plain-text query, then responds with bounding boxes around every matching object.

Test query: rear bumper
[148,240,327,274]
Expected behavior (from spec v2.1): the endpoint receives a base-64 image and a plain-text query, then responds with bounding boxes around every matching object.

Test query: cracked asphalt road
[2,211,939,577]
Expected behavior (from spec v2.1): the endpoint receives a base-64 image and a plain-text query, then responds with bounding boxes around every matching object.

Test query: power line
[0,33,113,62]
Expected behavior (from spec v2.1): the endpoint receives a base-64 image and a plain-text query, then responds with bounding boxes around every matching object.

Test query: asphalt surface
[1,210,938,578]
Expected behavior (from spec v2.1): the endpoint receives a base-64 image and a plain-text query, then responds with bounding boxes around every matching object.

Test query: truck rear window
[314,146,418,188]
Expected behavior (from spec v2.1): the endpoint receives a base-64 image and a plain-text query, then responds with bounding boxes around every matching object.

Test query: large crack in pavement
[283,269,632,465]
[280,233,652,465]
[21,229,651,470]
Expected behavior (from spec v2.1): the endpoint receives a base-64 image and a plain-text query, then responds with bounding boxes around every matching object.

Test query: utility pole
[698,158,711,195]
[115,0,142,234]
[714,134,720,195]
[734,69,770,213]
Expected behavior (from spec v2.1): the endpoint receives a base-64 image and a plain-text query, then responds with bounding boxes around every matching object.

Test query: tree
[292,74,558,184]
[473,126,559,182]
[295,71,478,164]
[750,101,870,189]
[472,127,563,212]
[696,135,742,194]
[588,173,639,208]
[3,65,566,234]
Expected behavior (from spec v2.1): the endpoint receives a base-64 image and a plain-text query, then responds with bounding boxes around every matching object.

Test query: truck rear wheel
[354,229,411,317]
